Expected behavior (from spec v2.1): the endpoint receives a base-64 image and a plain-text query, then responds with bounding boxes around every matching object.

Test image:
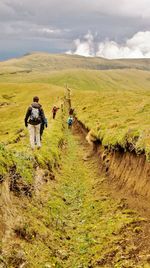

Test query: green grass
[1,53,150,267]
[5,129,148,267]
[38,68,150,92]
[0,81,64,184]
[1,53,150,73]
[72,84,150,158]
[0,53,150,181]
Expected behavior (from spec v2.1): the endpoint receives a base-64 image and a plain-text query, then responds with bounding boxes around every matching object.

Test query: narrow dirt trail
[2,125,150,267]
[47,129,149,268]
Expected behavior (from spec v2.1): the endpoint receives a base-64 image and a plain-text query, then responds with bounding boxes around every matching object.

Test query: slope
[1,124,150,268]
[0,53,150,75]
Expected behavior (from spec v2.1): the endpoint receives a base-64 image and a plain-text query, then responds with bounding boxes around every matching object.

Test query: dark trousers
[40,123,44,140]
[53,112,56,119]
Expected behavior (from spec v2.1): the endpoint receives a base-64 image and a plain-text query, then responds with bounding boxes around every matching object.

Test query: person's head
[33,96,39,103]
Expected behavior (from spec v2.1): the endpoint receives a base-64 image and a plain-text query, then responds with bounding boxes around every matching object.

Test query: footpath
[1,125,150,268]
[40,129,149,268]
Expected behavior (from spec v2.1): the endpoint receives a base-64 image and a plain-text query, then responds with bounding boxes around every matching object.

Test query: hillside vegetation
[1,53,150,267]
[0,81,64,184]
[49,69,150,158]
[1,52,150,74]
[0,53,150,159]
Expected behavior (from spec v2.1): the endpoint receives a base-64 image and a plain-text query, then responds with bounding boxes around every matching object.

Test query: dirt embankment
[74,118,150,214]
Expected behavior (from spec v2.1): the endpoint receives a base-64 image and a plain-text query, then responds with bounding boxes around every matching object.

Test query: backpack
[68,117,73,125]
[30,107,40,121]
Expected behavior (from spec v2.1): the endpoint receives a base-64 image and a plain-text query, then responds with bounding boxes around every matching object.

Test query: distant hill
[0,52,150,74]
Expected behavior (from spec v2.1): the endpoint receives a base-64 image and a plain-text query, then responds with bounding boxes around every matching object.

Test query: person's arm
[24,107,31,127]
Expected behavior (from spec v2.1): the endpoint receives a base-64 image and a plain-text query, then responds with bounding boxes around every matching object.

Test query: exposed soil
[0,70,32,76]
[74,118,150,218]
[0,102,10,108]
[1,119,150,267]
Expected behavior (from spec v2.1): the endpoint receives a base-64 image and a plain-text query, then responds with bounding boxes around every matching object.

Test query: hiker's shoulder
[31,102,42,109]
[27,104,32,111]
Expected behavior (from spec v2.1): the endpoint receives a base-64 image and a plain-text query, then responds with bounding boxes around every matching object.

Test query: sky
[1,0,150,60]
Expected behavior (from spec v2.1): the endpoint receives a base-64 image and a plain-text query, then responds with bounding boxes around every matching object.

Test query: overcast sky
[1,0,150,60]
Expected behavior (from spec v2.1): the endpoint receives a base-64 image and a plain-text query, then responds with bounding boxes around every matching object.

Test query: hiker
[52,105,59,119]
[69,107,74,116]
[67,116,73,129]
[24,96,47,150]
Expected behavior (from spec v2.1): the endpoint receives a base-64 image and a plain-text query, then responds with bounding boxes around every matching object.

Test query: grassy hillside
[1,53,150,267]
[40,68,150,91]
[0,81,64,184]
[73,87,150,156]
[1,52,150,74]
[41,69,150,158]
[0,52,150,159]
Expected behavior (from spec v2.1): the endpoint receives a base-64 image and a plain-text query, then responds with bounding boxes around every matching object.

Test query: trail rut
[1,126,150,267]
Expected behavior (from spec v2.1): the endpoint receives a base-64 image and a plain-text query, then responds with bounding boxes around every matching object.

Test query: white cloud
[66,32,95,57]
[90,0,150,18]
[39,28,60,34]
[30,26,62,37]
[1,0,150,59]
[97,32,150,59]
[0,21,63,39]
[72,32,94,57]
[67,31,150,59]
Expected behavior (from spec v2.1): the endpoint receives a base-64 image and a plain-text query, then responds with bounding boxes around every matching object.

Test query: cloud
[1,0,150,59]
[67,32,95,57]
[67,31,150,59]
[29,25,63,39]
[1,0,150,25]
[0,20,64,40]
[2,0,150,22]
[97,31,150,58]
[88,0,150,18]
[38,28,60,34]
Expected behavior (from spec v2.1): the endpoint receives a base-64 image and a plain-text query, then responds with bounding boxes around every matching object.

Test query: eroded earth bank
[1,118,150,268]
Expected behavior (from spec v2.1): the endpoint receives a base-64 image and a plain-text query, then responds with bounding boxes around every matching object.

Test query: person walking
[24,96,46,150]
[67,116,73,129]
[52,105,59,119]
[69,107,74,116]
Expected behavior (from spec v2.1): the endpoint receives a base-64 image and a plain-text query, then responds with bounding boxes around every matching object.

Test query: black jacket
[24,102,46,126]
